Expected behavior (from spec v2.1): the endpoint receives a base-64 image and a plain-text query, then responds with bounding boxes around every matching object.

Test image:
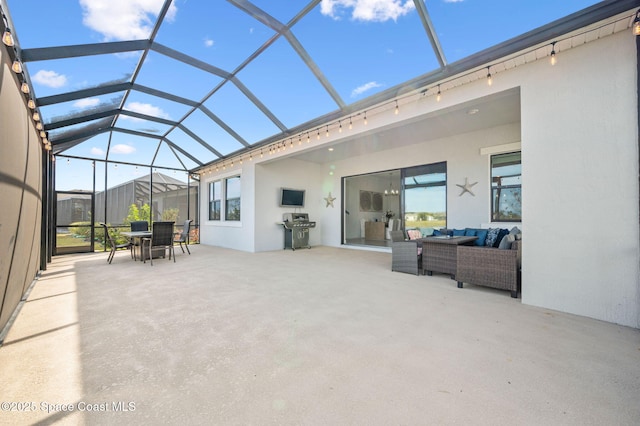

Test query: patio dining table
[121,230,152,261]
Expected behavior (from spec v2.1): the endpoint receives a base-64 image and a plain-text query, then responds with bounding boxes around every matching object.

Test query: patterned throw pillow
[407,229,422,240]
[485,228,500,247]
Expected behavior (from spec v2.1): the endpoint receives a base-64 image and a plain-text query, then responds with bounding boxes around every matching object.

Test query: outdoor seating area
[102,221,191,265]
[390,227,522,298]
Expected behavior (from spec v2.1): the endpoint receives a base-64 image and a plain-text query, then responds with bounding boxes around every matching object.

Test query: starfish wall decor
[324,192,336,207]
[456,177,478,196]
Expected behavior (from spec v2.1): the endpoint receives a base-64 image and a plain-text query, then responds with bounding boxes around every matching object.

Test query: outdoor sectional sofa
[413,226,522,298]
[456,239,521,298]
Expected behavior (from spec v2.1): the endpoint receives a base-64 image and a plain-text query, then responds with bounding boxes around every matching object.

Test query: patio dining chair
[99,223,132,264]
[142,221,175,265]
[174,219,193,255]
[390,230,422,275]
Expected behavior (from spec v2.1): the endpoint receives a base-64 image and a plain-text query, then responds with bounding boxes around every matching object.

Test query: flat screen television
[280,188,305,207]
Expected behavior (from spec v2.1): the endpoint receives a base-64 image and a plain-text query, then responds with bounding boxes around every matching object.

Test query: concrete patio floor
[0,245,638,425]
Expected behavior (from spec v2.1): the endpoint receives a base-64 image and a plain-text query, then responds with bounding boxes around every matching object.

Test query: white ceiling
[290,88,521,165]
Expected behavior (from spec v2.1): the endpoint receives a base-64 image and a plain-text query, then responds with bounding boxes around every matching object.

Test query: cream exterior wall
[199,31,638,328]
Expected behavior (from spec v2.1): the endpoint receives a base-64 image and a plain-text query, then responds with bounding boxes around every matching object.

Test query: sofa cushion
[474,229,488,246]
[453,229,465,236]
[498,233,516,250]
[464,228,477,237]
[485,228,501,247]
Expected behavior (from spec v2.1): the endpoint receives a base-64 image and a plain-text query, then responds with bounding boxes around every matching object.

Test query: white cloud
[32,70,68,88]
[122,102,170,121]
[79,0,178,41]
[204,38,214,47]
[351,81,382,97]
[111,144,136,154]
[321,0,415,22]
[74,98,101,108]
[91,147,105,155]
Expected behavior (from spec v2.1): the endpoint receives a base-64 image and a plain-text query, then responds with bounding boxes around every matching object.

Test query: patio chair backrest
[131,221,148,232]
[177,219,192,241]
[151,221,174,246]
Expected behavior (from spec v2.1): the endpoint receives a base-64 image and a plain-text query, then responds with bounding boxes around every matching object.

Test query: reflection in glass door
[54,191,95,255]
[402,162,447,233]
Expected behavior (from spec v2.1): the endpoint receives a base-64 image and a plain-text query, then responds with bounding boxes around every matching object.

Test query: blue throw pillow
[464,228,477,237]
[485,228,500,246]
[453,229,465,236]
[433,229,442,236]
[474,229,488,246]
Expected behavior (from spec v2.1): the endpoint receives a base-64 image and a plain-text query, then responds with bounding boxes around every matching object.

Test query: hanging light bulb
[436,85,441,102]
[260,150,264,158]
[317,129,320,140]
[21,82,29,93]
[306,132,310,143]
[338,121,342,133]
[27,99,35,109]
[298,135,302,145]
[394,100,399,115]
[2,28,14,46]
[486,67,493,86]
[249,153,253,161]
[40,131,46,138]
[35,122,43,130]
[550,42,557,66]
[364,111,368,125]
[634,11,640,36]
[32,112,40,121]
[12,60,22,73]
[349,117,353,130]
[326,125,329,138]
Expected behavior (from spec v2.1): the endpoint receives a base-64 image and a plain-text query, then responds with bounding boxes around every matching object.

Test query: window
[491,152,521,221]
[403,162,447,230]
[208,180,221,220]
[225,176,241,221]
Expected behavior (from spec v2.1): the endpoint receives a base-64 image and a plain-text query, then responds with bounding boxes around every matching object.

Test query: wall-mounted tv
[280,188,305,207]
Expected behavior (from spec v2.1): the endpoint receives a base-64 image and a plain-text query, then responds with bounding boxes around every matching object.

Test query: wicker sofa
[455,240,521,298]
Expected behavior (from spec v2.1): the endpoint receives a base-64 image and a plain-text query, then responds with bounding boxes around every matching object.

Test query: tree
[124,203,151,225]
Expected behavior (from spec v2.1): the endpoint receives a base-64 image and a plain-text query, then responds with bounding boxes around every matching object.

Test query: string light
[394,100,399,115]
[27,99,35,109]
[307,132,310,143]
[364,111,368,125]
[634,10,640,35]
[2,28,14,46]
[349,117,353,130]
[326,125,329,138]
[339,120,342,133]
[11,60,22,73]
[436,85,441,102]
[550,42,557,66]
[486,67,493,86]
[32,112,40,121]
[21,83,29,93]
[317,129,320,140]
[35,122,43,130]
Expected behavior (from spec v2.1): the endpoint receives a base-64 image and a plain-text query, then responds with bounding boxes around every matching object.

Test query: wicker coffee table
[419,236,478,279]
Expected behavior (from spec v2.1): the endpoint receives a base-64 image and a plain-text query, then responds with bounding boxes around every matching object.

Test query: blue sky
[5,0,600,190]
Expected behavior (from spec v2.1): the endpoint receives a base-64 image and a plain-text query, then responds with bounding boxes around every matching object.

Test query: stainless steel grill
[281,213,316,250]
